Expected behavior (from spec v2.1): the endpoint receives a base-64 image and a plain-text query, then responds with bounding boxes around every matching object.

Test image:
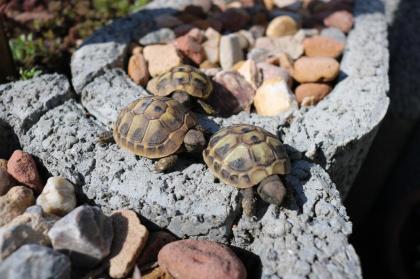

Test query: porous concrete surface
[70,0,389,198]
[0,74,361,278]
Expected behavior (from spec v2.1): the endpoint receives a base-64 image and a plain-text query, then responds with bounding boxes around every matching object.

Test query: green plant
[9,34,45,67]
[19,67,43,80]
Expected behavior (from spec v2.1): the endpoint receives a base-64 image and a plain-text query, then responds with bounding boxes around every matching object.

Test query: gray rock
[247,48,273,63]
[0,244,70,279]
[0,224,46,261]
[48,205,113,268]
[138,28,175,45]
[220,34,244,70]
[321,27,347,45]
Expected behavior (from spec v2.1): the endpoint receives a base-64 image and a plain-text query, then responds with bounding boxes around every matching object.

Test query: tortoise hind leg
[154,155,178,173]
[242,188,257,217]
[257,175,286,205]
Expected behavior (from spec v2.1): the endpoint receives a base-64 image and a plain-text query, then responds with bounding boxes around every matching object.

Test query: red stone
[323,10,354,33]
[7,150,43,193]
[174,35,206,65]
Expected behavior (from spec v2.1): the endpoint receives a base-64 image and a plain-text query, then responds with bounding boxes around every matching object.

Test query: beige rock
[303,35,345,58]
[278,52,294,74]
[128,53,150,86]
[257,62,290,85]
[0,159,7,171]
[237,60,261,89]
[220,34,244,70]
[295,83,332,106]
[36,176,76,216]
[263,0,274,10]
[143,45,182,77]
[203,28,221,64]
[200,60,218,69]
[0,169,12,196]
[109,210,149,279]
[266,16,298,38]
[142,266,174,279]
[255,36,303,60]
[254,78,297,116]
[0,186,34,227]
[323,10,354,33]
[292,56,340,83]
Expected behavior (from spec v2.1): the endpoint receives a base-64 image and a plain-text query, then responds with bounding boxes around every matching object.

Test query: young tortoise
[203,124,291,217]
[154,65,215,114]
[99,96,206,172]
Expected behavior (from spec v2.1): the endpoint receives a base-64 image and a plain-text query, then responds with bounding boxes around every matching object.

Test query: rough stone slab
[81,68,149,127]
[0,74,73,136]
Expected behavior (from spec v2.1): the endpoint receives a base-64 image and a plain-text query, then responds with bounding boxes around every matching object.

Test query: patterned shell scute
[203,124,291,189]
[113,96,197,159]
[155,65,213,98]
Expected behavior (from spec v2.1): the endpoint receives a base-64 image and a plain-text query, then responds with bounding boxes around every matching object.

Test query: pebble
[0,244,71,279]
[211,71,255,115]
[238,30,255,49]
[292,56,340,83]
[137,231,177,267]
[143,45,182,77]
[174,35,206,65]
[236,59,261,89]
[36,176,76,216]
[323,10,354,33]
[108,210,149,279]
[158,239,247,279]
[247,48,273,63]
[142,266,173,279]
[266,16,298,38]
[295,83,332,106]
[7,150,43,193]
[0,169,12,196]
[192,19,223,32]
[255,36,304,60]
[220,34,244,70]
[139,28,175,46]
[48,205,113,268]
[257,62,291,85]
[263,0,274,10]
[254,78,297,116]
[185,28,206,44]
[274,0,302,10]
[0,186,34,227]
[321,27,346,44]
[303,35,344,58]
[203,28,221,64]
[155,15,183,29]
[128,53,150,86]
[0,224,46,260]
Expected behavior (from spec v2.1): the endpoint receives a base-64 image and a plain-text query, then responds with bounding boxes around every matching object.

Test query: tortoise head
[257,175,286,205]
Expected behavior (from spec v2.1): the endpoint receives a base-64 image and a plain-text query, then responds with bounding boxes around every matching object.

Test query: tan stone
[254,78,297,116]
[36,176,76,216]
[292,56,340,83]
[128,53,150,86]
[142,266,174,279]
[143,45,182,77]
[263,0,274,10]
[108,210,149,279]
[295,83,332,106]
[203,28,221,64]
[266,16,298,38]
[237,60,261,89]
[0,159,7,171]
[324,10,354,33]
[255,36,303,60]
[0,186,34,227]
[0,169,12,196]
[303,35,344,58]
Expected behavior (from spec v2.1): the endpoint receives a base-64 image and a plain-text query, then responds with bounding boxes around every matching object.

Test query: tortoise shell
[203,124,291,189]
[155,65,213,99]
[113,96,197,159]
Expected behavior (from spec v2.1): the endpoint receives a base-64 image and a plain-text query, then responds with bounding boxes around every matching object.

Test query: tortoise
[153,64,215,114]
[202,124,291,216]
[98,96,206,172]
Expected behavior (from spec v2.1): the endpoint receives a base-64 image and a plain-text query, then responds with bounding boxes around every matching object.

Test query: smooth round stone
[236,59,261,89]
[0,169,12,196]
[174,34,206,65]
[7,150,43,193]
[128,53,150,86]
[257,62,291,85]
[254,78,297,116]
[143,45,182,77]
[303,35,345,58]
[292,56,340,83]
[323,10,354,33]
[36,176,76,216]
[321,27,346,44]
[203,28,221,64]
[0,186,34,227]
[158,239,247,279]
[220,34,244,70]
[138,28,175,46]
[295,83,332,106]
[266,16,298,38]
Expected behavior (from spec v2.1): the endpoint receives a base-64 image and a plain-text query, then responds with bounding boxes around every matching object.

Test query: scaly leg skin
[242,188,257,217]
[97,131,114,145]
[154,154,178,173]
[257,175,286,205]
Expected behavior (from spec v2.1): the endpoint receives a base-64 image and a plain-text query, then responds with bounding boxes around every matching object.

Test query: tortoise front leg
[97,131,114,145]
[257,175,286,205]
[242,188,257,217]
[154,155,178,173]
